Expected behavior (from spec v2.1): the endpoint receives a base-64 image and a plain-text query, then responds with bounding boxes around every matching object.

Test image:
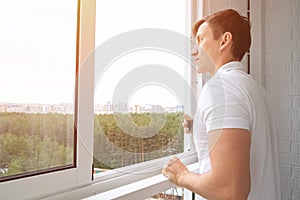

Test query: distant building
[133,105,141,113]
[7,103,25,113]
[151,105,164,113]
[94,104,103,114]
[0,103,7,112]
[59,103,74,114]
[25,104,40,113]
[53,104,65,113]
[175,105,184,112]
[0,101,183,115]
[40,105,51,113]
[114,102,128,113]
[143,104,152,112]
[102,101,113,114]
[0,102,74,114]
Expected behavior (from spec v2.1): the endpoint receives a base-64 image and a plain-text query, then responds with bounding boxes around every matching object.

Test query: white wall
[263,0,300,199]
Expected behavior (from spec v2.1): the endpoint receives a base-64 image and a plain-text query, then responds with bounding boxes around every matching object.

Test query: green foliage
[94,112,184,169]
[0,112,184,177]
[0,113,74,178]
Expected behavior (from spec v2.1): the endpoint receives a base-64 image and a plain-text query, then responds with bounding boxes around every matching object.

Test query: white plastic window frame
[91,0,198,186]
[0,0,200,199]
[0,1,92,199]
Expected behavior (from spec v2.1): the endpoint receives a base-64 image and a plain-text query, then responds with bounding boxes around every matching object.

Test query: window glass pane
[94,0,187,172]
[0,0,77,180]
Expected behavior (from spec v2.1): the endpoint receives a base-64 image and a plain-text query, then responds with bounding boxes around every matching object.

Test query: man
[162,9,280,200]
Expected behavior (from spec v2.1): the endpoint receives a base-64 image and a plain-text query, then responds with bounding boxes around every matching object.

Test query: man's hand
[182,114,193,134]
[162,157,189,186]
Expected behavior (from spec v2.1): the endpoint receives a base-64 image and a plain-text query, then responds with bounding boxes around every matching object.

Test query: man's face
[192,22,219,74]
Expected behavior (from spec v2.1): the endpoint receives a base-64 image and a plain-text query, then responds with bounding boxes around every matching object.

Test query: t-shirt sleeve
[199,80,251,132]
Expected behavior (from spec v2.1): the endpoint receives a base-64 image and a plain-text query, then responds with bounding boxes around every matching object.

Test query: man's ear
[220,32,232,50]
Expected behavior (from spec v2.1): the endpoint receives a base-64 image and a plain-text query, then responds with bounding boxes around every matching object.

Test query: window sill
[92,151,197,193]
[84,162,199,200]
[36,152,197,199]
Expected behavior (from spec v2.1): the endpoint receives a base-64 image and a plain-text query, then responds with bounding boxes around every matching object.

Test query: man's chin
[196,66,209,74]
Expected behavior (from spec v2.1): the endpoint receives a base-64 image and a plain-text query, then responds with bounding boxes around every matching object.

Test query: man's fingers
[162,166,167,177]
[183,114,193,121]
[183,121,192,133]
[162,157,187,186]
[182,121,188,128]
[184,127,191,134]
[167,157,178,166]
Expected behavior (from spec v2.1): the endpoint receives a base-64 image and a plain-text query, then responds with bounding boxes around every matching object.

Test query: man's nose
[192,46,198,57]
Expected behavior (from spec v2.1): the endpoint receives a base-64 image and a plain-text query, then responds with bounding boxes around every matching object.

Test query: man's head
[192,9,251,74]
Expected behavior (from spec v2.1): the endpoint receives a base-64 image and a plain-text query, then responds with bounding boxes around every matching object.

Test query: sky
[0,0,77,104]
[94,0,187,107]
[0,0,188,107]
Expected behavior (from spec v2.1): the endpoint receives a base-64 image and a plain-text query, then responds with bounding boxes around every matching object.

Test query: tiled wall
[203,0,248,16]
[264,0,300,199]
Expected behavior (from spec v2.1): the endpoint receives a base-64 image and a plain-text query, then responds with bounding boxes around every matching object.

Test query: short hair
[192,9,251,61]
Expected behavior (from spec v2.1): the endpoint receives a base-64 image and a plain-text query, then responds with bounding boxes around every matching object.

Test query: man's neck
[209,57,239,77]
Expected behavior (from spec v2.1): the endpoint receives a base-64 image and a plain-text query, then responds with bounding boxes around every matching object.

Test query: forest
[0,112,183,178]
[0,112,74,177]
[94,112,184,169]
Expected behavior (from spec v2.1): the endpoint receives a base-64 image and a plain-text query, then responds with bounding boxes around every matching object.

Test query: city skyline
[0,101,184,114]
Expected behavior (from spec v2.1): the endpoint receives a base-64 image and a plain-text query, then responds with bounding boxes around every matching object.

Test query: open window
[1,0,199,199]
[93,0,196,178]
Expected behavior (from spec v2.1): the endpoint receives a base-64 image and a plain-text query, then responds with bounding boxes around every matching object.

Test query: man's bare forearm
[178,170,248,200]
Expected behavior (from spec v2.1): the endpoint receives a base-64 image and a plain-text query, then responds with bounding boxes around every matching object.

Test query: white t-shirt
[193,61,280,200]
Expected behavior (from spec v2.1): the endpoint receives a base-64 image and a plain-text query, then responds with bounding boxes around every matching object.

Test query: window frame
[0,0,79,183]
[0,0,199,199]
[1,1,88,199]
[91,0,197,184]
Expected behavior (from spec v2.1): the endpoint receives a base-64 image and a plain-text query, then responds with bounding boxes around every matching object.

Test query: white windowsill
[37,152,197,199]
[84,162,199,200]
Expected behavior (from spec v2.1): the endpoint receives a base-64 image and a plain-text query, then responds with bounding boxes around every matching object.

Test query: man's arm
[162,128,251,200]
